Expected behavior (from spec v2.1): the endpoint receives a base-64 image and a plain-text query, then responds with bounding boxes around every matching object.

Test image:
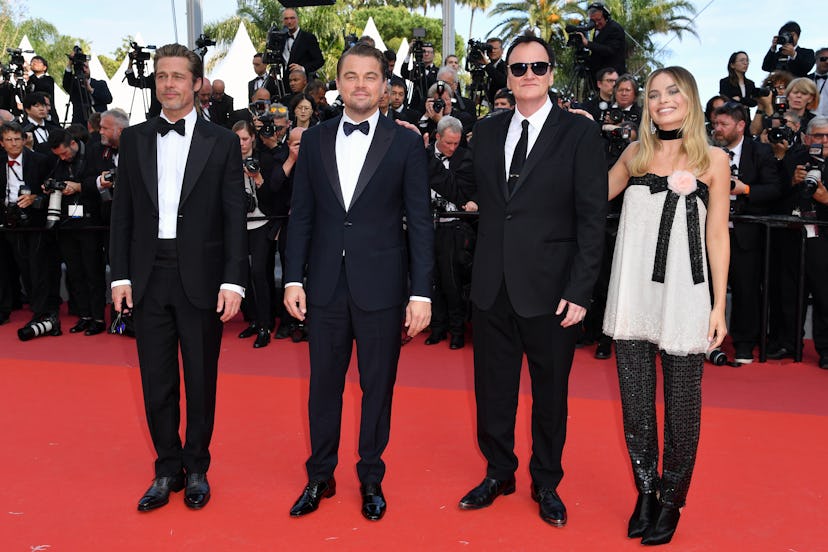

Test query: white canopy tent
[207,21,257,112]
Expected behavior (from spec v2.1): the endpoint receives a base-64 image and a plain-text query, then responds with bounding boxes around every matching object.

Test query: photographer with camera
[583,67,618,120]
[47,128,106,336]
[280,8,324,81]
[418,81,474,145]
[21,92,59,154]
[24,56,60,124]
[719,51,759,108]
[437,66,476,121]
[574,3,627,81]
[468,37,507,108]
[63,50,112,125]
[125,43,161,119]
[809,48,828,117]
[711,102,783,364]
[749,70,793,136]
[89,108,128,224]
[401,36,438,114]
[0,121,60,329]
[767,117,828,367]
[762,21,815,78]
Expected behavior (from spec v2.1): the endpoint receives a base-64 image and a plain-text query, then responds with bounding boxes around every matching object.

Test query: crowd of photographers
[1,11,827,367]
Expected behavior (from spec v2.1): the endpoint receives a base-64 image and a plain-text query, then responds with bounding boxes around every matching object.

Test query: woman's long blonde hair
[630,66,710,177]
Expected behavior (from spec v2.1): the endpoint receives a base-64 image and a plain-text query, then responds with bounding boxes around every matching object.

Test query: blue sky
[19,1,828,101]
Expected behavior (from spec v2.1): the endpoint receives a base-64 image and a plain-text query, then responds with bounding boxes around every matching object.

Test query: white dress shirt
[27,116,48,143]
[5,155,24,205]
[504,97,553,183]
[336,110,380,210]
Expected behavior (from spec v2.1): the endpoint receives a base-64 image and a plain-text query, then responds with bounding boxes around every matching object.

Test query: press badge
[68,205,84,218]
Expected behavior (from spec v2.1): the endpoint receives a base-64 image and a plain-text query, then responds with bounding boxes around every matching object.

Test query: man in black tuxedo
[25,56,60,124]
[761,21,815,77]
[110,43,247,512]
[284,43,433,521]
[401,42,439,114]
[711,103,782,364]
[809,48,828,117]
[210,79,233,128]
[248,53,281,102]
[575,3,627,83]
[458,36,607,526]
[21,92,59,154]
[423,116,476,350]
[0,121,59,326]
[389,80,419,125]
[482,38,508,107]
[281,8,324,81]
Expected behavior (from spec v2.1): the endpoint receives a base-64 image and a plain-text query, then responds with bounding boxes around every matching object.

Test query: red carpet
[1,315,827,550]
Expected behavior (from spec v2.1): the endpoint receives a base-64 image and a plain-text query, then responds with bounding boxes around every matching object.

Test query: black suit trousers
[245,223,275,327]
[431,222,469,336]
[133,244,223,476]
[58,228,106,320]
[3,231,60,317]
[305,265,403,484]
[729,225,764,347]
[472,282,577,489]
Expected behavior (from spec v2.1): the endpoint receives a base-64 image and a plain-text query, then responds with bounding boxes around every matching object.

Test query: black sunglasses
[821,56,828,62]
[508,62,552,77]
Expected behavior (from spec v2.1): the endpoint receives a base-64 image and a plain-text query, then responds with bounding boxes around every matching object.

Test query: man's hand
[462,200,478,212]
[731,179,749,195]
[112,285,133,313]
[284,285,307,321]
[62,181,81,196]
[570,108,594,121]
[404,300,431,337]
[216,289,242,322]
[577,32,588,48]
[793,164,807,186]
[16,193,34,209]
[556,299,586,328]
[100,171,113,189]
[780,43,796,58]
[288,63,302,73]
[813,181,828,204]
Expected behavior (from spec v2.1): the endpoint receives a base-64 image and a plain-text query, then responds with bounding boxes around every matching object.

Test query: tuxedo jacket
[209,95,234,128]
[762,46,815,77]
[25,74,61,123]
[62,73,113,122]
[589,19,627,76]
[719,77,758,107]
[48,140,102,224]
[731,139,783,248]
[470,107,608,317]
[286,29,324,78]
[247,74,281,102]
[110,117,248,310]
[1,148,50,226]
[426,144,475,206]
[484,59,508,106]
[284,114,434,311]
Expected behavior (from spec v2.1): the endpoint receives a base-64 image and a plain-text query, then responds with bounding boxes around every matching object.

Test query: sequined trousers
[615,340,704,508]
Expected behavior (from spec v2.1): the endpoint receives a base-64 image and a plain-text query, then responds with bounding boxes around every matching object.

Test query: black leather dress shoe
[69,318,91,333]
[458,477,516,509]
[274,323,292,339]
[0,312,10,325]
[628,492,660,538]
[531,484,567,527]
[84,320,106,336]
[360,482,386,521]
[183,472,211,509]
[641,505,680,545]
[449,334,465,349]
[595,337,612,360]
[289,478,336,516]
[766,346,794,360]
[253,328,271,348]
[238,324,257,339]
[137,473,185,511]
[424,332,446,345]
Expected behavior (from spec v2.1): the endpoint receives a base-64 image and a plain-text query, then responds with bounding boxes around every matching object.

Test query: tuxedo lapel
[138,121,159,212]
[179,119,217,207]
[349,115,393,210]
[498,111,514,201]
[510,107,562,199]
[320,118,345,210]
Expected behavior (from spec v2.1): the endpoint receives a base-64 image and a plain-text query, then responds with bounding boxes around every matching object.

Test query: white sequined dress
[603,173,711,356]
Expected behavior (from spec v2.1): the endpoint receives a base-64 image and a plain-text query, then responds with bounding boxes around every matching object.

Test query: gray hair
[101,108,129,129]
[436,65,457,82]
[271,103,289,121]
[807,116,828,133]
[436,115,462,136]
[427,81,454,98]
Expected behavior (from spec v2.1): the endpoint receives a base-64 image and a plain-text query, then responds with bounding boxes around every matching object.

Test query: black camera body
[44,178,68,193]
[777,31,794,47]
[263,26,290,65]
[768,125,795,144]
[762,95,792,144]
[243,157,260,173]
[466,39,493,70]
[800,144,825,198]
[102,170,116,185]
[565,20,595,49]
[431,81,447,114]
[68,45,90,74]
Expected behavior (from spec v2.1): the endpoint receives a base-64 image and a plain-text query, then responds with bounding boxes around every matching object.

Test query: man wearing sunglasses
[459,36,607,527]
[808,48,828,117]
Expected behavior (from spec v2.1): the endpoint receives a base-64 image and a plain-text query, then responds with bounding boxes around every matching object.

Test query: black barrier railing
[4,212,828,364]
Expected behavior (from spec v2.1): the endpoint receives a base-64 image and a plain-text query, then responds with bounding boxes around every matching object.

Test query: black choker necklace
[656,128,682,140]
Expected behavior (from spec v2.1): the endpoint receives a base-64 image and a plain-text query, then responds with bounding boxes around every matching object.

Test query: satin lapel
[510,106,561,199]
[138,121,159,212]
[498,111,515,201]
[179,119,216,207]
[349,115,394,210]
[320,119,345,210]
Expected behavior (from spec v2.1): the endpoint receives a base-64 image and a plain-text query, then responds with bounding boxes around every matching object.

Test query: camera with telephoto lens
[599,101,624,124]
[800,143,825,198]
[706,348,728,366]
[431,81,446,114]
[44,179,66,229]
[18,314,62,341]
[68,45,90,74]
[263,26,290,65]
[565,20,595,48]
[752,87,771,98]
[767,124,795,144]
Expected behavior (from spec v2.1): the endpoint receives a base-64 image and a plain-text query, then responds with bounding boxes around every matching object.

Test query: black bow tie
[156,118,185,137]
[343,121,370,136]
[816,74,828,80]
[722,147,734,160]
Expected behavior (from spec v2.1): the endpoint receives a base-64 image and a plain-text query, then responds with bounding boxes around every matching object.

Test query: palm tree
[488,0,583,44]
[459,0,492,43]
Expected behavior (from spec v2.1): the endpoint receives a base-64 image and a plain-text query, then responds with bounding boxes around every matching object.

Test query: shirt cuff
[285,282,303,288]
[111,279,131,289]
[220,283,245,298]
[409,295,431,303]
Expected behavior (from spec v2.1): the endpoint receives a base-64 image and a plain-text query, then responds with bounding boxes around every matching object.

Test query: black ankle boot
[641,504,680,545]
[627,492,660,538]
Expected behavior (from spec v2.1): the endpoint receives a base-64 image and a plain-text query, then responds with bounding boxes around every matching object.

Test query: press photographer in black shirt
[63,52,112,125]
[761,21,815,78]
[47,128,106,335]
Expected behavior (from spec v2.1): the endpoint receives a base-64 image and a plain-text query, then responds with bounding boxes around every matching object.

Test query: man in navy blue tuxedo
[284,43,433,522]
